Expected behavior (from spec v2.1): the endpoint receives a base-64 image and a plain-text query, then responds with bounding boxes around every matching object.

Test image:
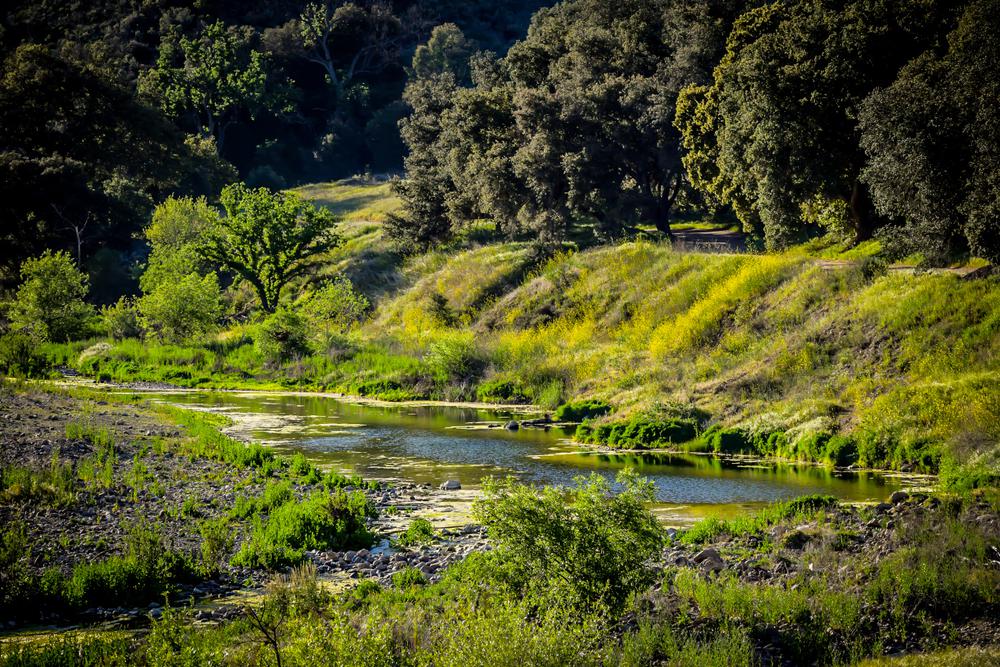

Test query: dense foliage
[0,0,550,288]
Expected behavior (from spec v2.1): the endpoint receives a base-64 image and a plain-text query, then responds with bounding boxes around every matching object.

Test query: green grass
[290,179,402,223]
[0,451,76,507]
[679,494,838,544]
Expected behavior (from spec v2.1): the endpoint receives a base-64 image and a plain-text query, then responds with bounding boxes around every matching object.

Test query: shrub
[396,518,434,547]
[101,297,143,340]
[199,518,234,576]
[426,333,484,383]
[476,377,530,404]
[139,272,222,342]
[9,250,94,342]
[62,522,195,609]
[700,426,751,454]
[0,332,49,378]
[302,276,371,341]
[554,399,612,422]
[255,307,310,364]
[233,491,375,569]
[823,435,859,466]
[473,470,664,611]
[576,415,697,449]
[391,567,427,589]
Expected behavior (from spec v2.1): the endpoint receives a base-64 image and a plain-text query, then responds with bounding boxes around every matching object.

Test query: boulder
[505,420,520,431]
[889,490,910,505]
[439,479,462,490]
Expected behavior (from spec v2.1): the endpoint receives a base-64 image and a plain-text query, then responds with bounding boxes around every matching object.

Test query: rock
[875,502,893,513]
[781,529,810,550]
[692,548,721,564]
[889,490,910,505]
[439,480,462,490]
[504,420,520,431]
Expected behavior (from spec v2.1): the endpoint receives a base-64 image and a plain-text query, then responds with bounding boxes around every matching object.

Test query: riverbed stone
[439,479,462,490]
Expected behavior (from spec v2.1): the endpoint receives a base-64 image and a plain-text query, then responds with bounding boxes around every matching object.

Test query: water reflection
[146,391,900,508]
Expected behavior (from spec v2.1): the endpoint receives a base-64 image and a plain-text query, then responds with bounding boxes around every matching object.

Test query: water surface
[148,391,905,521]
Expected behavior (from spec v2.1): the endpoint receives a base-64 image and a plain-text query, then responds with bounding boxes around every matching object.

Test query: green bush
[476,378,530,404]
[255,307,310,364]
[396,518,434,547]
[822,435,859,466]
[700,426,750,454]
[426,333,484,383]
[139,272,222,343]
[233,491,375,569]
[0,332,50,378]
[473,470,664,611]
[302,276,371,341]
[101,297,143,340]
[391,566,427,589]
[9,250,95,342]
[576,415,697,449]
[61,522,195,609]
[554,399,611,422]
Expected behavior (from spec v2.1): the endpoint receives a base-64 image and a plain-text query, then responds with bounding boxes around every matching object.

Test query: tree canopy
[199,184,339,313]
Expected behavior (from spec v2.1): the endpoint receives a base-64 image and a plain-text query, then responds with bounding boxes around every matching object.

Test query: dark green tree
[859,0,1000,263]
[0,44,231,287]
[411,23,476,84]
[676,0,959,249]
[199,184,339,313]
[386,69,460,249]
[139,21,275,152]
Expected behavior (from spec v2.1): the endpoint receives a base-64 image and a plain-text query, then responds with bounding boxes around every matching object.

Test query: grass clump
[0,451,76,507]
[554,399,611,422]
[680,494,838,545]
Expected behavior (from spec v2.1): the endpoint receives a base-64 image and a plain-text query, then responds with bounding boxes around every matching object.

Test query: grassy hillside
[46,182,1000,484]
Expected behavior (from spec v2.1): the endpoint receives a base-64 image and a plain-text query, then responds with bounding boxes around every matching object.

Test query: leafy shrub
[426,333,484,383]
[391,566,427,589]
[0,332,49,378]
[821,435,858,466]
[473,470,664,611]
[576,415,697,449]
[199,518,234,576]
[255,307,310,364]
[302,276,371,341]
[101,297,143,340]
[699,425,750,453]
[554,399,612,422]
[476,377,530,404]
[139,272,222,342]
[233,491,375,569]
[61,522,195,609]
[9,250,94,342]
[396,518,434,547]
[289,453,322,483]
